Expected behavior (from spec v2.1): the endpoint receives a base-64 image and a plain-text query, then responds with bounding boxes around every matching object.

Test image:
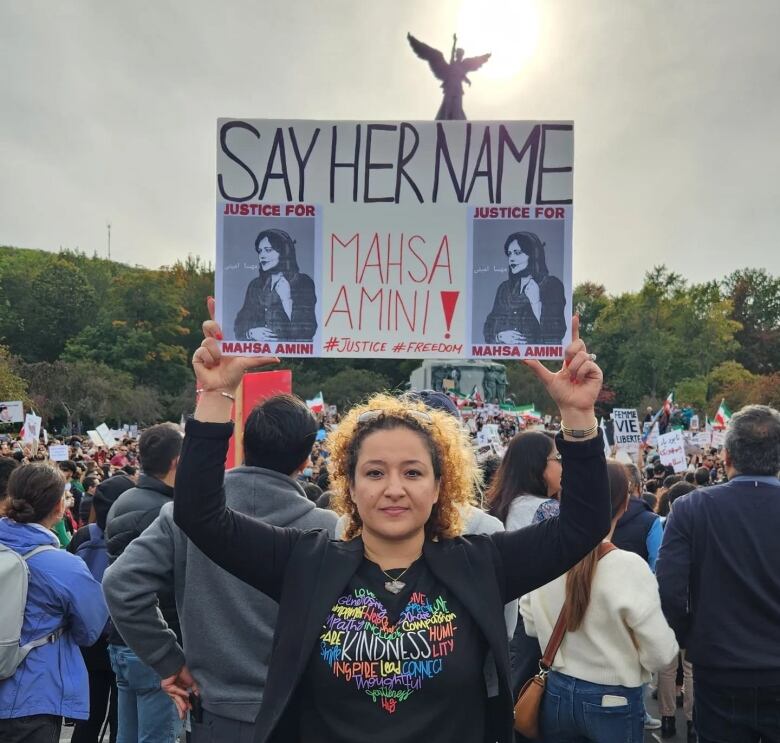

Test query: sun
[456,0,540,81]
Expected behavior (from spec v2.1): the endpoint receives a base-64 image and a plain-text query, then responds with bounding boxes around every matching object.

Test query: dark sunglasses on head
[357,409,432,426]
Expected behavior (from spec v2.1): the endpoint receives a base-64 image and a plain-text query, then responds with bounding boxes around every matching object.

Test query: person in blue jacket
[0,463,109,743]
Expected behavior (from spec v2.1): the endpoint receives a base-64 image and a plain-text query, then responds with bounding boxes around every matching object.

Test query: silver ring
[588,353,597,362]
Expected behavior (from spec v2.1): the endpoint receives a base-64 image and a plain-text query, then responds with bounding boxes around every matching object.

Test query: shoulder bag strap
[540,541,617,669]
[22,544,58,561]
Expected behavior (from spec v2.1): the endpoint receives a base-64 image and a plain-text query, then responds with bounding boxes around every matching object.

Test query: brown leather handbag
[513,543,616,738]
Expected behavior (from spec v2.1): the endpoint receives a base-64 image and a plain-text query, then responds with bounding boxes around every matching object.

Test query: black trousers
[0,714,62,743]
[695,677,780,743]
[70,667,118,743]
[69,639,117,743]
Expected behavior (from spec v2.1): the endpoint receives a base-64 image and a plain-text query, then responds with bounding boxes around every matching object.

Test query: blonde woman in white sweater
[520,461,678,743]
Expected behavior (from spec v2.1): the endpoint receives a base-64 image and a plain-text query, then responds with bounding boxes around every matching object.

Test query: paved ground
[59,691,693,742]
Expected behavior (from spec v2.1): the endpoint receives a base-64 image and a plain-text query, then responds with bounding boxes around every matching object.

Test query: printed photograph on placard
[218,210,321,355]
[469,216,570,358]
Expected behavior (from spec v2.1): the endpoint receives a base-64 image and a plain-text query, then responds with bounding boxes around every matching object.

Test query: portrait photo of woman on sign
[483,231,567,345]
[234,228,317,343]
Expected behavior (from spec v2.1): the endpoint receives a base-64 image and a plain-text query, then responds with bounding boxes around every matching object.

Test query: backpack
[75,523,109,582]
[0,543,64,680]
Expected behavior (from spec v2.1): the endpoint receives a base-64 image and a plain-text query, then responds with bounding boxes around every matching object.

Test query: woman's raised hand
[523,315,602,428]
[193,297,278,395]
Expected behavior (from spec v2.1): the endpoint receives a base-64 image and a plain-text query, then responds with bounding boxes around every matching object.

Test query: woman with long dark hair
[487,430,562,724]
[487,431,561,529]
[520,462,678,742]
[234,228,317,342]
[483,231,566,345]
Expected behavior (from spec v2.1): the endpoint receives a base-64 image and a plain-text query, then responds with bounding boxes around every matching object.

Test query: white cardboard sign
[0,401,24,424]
[215,119,574,359]
[48,444,69,461]
[657,430,688,473]
[96,423,117,448]
[22,413,42,445]
[88,430,105,447]
[612,408,641,452]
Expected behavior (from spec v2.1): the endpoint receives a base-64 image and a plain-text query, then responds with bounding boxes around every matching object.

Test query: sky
[1,0,778,293]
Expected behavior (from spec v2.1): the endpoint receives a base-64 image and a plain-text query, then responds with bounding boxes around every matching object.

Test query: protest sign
[657,430,687,473]
[21,413,42,445]
[88,430,104,447]
[612,408,641,452]
[689,414,700,431]
[711,429,726,449]
[0,401,24,424]
[686,431,711,450]
[49,444,69,461]
[96,423,117,448]
[215,120,573,359]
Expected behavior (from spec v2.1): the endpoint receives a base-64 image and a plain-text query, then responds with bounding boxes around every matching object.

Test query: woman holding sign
[234,228,317,343]
[171,301,609,743]
[483,231,567,346]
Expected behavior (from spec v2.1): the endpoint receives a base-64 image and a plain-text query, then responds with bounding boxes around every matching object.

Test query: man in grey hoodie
[103,394,338,742]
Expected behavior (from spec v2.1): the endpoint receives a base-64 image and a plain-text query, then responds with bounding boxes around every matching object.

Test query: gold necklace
[379,555,422,594]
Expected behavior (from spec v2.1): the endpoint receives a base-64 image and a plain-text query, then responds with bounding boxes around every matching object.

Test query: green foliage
[19,358,162,429]
[0,346,28,402]
[573,282,609,338]
[320,368,391,409]
[0,251,96,362]
[723,268,780,374]
[589,266,741,405]
[1,246,777,427]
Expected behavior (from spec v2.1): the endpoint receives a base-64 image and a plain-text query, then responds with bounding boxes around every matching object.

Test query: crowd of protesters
[1,322,778,743]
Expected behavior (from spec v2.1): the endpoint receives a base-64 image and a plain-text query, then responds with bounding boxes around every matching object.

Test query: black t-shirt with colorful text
[298,556,487,742]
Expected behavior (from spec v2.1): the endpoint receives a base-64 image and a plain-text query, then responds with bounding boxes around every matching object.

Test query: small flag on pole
[306,392,325,414]
[713,399,732,429]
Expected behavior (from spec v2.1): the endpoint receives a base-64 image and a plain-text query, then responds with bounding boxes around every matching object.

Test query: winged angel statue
[407,33,491,120]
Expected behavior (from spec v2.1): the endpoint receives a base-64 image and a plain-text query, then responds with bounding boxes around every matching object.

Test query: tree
[20,359,161,431]
[63,269,192,402]
[0,252,96,362]
[589,267,740,405]
[0,347,28,402]
[723,268,780,374]
[573,282,609,338]
[167,256,214,360]
[319,369,391,409]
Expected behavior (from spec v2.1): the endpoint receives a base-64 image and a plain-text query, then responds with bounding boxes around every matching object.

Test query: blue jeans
[694,677,780,742]
[108,644,180,743]
[539,671,644,743]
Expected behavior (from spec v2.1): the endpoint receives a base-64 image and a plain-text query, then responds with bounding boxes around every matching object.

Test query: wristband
[560,418,599,439]
[196,389,236,401]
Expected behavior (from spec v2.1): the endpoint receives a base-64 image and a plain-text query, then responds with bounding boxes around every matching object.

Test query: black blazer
[234,272,317,342]
[174,420,610,743]
[483,275,566,345]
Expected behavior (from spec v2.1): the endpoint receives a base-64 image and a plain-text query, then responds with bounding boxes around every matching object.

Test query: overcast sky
[2,0,778,292]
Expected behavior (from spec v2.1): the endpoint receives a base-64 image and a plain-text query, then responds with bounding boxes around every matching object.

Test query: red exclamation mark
[440,291,459,339]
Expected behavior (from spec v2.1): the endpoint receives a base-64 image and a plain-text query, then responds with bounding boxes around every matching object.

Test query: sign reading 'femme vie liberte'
[215,120,573,359]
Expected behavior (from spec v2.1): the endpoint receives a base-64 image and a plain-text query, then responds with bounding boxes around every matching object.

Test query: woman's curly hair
[327,393,478,541]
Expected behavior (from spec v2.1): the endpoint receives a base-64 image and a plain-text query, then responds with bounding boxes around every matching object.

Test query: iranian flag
[306,392,325,414]
[713,399,732,429]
